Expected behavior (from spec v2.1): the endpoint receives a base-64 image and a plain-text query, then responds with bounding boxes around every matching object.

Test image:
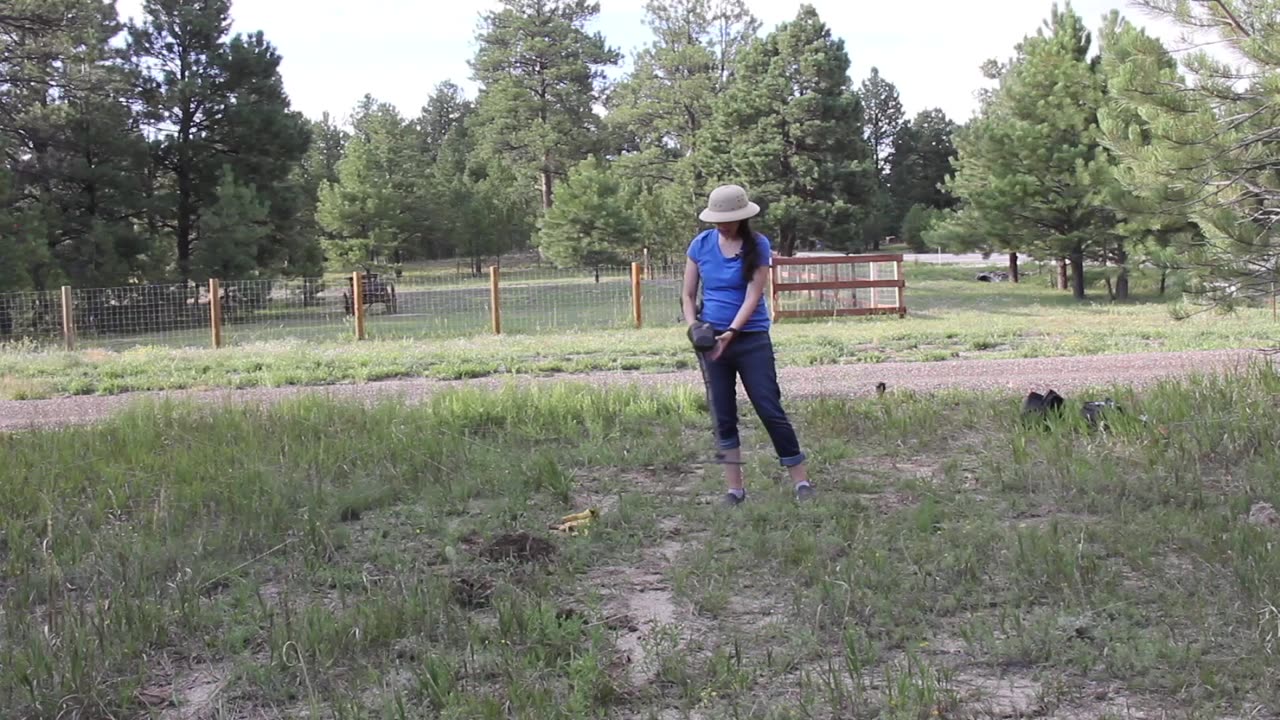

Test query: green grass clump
[2,365,1279,717]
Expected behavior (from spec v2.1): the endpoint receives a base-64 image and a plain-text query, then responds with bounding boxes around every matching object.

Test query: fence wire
[0,257,904,352]
[0,290,62,347]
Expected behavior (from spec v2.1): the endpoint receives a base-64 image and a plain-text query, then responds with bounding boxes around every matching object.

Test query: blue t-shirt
[686,228,772,332]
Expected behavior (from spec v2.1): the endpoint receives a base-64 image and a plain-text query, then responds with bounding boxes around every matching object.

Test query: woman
[682,184,814,506]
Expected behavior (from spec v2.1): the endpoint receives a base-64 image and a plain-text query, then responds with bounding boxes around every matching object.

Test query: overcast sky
[112,0,1195,126]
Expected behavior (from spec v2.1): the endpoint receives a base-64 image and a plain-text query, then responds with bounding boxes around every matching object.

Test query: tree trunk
[1056,257,1068,290]
[779,223,798,256]
[1069,248,1086,300]
[1008,252,1020,283]
[540,152,554,210]
[1159,269,1168,296]
[1114,246,1130,301]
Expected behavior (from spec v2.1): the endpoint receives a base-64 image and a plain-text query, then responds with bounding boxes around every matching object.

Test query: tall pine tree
[129,0,310,281]
[858,67,906,249]
[887,108,958,217]
[469,0,620,212]
[1,0,152,289]
[605,0,759,256]
[316,96,423,268]
[1101,1,1274,311]
[700,4,874,256]
[932,3,1121,299]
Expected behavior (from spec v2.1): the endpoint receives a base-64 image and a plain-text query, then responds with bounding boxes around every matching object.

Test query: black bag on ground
[1022,389,1065,425]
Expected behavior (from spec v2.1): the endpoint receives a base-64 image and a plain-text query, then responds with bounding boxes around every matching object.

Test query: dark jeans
[702,330,806,467]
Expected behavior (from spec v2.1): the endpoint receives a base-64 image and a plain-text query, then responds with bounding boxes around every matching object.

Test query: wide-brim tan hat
[699,184,760,223]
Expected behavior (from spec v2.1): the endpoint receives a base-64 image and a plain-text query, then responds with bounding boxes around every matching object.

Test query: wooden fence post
[60,285,75,351]
[631,262,643,328]
[896,257,907,318]
[352,271,366,340]
[768,263,779,322]
[489,265,502,335]
[868,261,878,310]
[209,278,223,349]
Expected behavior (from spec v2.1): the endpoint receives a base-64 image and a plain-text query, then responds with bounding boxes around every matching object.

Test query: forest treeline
[2,0,1276,304]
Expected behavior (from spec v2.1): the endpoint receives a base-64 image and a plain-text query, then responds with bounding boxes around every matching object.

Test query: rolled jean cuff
[779,451,806,468]
[717,436,741,451]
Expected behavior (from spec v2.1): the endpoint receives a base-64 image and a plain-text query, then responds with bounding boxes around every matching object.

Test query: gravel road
[1,349,1270,432]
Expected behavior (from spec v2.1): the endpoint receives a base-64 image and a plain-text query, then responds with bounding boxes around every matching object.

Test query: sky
[112,0,1199,127]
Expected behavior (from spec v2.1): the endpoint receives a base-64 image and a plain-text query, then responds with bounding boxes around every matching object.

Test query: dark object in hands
[688,321,718,353]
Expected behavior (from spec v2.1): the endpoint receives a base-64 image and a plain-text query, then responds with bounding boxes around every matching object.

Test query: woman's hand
[709,331,735,361]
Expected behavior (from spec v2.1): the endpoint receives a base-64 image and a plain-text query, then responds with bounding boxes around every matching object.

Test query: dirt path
[1,349,1270,432]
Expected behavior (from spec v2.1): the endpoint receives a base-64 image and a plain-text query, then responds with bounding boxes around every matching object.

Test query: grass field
[2,263,1278,399]
[3,368,1278,718]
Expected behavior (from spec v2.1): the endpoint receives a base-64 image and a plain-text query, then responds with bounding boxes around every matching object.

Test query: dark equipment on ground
[344,270,398,316]
[1022,389,1130,432]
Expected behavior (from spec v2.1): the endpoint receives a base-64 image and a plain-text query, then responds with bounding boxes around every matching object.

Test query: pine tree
[604,0,760,256]
[860,67,905,179]
[316,97,422,268]
[1,0,152,288]
[129,0,310,281]
[886,109,958,218]
[469,0,621,211]
[536,156,643,267]
[699,4,874,256]
[1099,1,1272,311]
[295,112,349,253]
[417,81,472,164]
[195,168,270,281]
[932,3,1121,299]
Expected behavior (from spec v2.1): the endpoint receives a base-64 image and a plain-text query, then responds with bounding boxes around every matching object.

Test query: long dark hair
[736,218,760,282]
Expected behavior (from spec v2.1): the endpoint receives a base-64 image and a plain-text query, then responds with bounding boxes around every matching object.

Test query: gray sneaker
[722,490,746,507]
[794,483,816,502]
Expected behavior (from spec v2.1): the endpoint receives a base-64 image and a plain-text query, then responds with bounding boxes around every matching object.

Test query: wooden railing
[769,253,906,320]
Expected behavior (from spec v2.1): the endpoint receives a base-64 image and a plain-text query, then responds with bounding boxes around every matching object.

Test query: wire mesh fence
[0,255,906,352]
[0,289,63,347]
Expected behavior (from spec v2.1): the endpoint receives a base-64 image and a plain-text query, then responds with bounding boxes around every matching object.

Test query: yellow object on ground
[549,507,598,535]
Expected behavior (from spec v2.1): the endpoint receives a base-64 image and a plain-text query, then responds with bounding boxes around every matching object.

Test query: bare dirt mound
[479,531,558,563]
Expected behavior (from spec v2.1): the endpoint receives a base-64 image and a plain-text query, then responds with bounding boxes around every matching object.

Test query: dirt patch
[1247,501,1279,528]
[952,669,1042,717]
[888,457,942,481]
[1051,689,1169,720]
[450,573,496,609]
[142,662,233,719]
[610,567,684,687]
[589,517,708,691]
[479,532,558,563]
[868,489,918,514]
